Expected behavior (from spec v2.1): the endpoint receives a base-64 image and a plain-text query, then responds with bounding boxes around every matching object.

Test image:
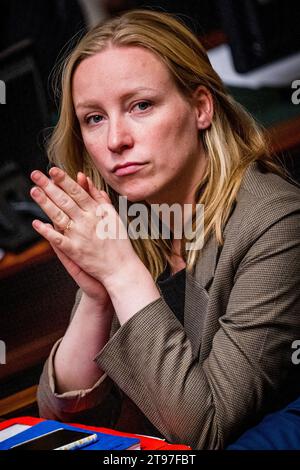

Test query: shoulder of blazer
[238,161,300,203]
[233,162,300,240]
[192,162,300,288]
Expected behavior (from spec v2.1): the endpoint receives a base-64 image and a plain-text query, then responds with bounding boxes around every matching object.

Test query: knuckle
[59,197,70,208]
[54,210,65,223]
[54,236,62,246]
[69,186,80,197]
[80,193,90,204]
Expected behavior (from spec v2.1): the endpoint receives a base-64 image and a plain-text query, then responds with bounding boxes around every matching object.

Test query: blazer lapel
[184,234,220,357]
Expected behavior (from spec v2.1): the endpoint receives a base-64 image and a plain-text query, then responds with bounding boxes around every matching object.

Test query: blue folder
[0,420,140,450]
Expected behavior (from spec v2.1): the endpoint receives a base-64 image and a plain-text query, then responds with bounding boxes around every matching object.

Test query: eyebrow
[75,87,159,110]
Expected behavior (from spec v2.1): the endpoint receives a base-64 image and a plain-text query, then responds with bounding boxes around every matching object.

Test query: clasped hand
[30,167,139,296]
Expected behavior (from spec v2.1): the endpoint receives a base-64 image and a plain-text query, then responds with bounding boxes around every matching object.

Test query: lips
[113,162,147,176]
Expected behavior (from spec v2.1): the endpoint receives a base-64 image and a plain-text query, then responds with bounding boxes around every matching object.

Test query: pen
[55,433,98,451]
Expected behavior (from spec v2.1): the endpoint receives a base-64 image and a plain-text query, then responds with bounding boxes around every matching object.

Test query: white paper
[0,424,31,442]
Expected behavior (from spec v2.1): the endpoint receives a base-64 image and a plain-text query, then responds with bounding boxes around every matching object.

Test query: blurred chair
[0,0,86,111]
[0,40,50,177]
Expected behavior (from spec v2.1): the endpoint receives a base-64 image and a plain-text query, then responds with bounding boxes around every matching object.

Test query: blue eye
[86,115,103,125]
[135,101,151,111]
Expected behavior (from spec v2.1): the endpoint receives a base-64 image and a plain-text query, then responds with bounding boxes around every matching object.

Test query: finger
[49,167,97,211]
[77,172,89,192]
[32,219,73,255]
[87,177,112,204]
[49,240,83,279]
[50,241,71,265]
[30,186,70,232]
[31,170,83,220]
[31,169,97,220]
[45,223,74,267]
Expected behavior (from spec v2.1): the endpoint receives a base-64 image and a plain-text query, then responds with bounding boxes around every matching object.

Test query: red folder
[0,416,191,450]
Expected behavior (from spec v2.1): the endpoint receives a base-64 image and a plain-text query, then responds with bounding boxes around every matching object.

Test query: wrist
[103,259,161,325]
[80,291,114,316]
[103,257,144,294]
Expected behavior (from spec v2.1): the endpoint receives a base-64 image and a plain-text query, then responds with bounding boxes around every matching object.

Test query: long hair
[47,9,285,279]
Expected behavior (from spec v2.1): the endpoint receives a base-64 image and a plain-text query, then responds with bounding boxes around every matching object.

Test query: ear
[192,86,213,130]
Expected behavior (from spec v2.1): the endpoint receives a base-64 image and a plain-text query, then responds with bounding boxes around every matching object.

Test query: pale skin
[30,45,213,392]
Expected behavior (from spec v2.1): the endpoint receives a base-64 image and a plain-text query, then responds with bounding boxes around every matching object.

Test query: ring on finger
[62,219,72,233]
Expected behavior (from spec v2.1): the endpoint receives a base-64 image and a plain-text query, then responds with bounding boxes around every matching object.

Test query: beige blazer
[37,162,300,449]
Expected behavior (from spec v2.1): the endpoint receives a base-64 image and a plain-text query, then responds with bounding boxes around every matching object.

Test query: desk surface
[0,416,191,450]
[0,240,53,280]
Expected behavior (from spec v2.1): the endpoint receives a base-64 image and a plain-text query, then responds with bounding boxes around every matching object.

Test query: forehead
[72,45,174,102]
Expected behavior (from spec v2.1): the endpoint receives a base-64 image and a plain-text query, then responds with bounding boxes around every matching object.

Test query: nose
[107,115,134,154]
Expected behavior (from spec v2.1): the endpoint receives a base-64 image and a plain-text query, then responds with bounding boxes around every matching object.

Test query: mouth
[113,163,148,177]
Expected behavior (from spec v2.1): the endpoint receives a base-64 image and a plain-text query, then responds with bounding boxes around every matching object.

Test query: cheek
[82,140,110,179]
[155,114,198,165]
[82,134,105,163]
[156,107,197,149]
[82,132,101,153]
[172,114,200,160]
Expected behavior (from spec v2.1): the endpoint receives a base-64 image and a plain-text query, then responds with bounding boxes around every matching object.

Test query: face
[73,45,208,205]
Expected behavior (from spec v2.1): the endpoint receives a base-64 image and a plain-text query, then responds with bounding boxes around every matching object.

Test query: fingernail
[31,170,42,181]
[31,187,42,197]
[49,167,61,178]
[32,220,41,229]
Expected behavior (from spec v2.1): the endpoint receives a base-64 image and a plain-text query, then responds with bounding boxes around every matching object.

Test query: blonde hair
[48,9,285,280]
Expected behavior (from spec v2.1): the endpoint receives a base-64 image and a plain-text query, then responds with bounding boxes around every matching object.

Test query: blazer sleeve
[94,209,300,449]
[37,289,121,426]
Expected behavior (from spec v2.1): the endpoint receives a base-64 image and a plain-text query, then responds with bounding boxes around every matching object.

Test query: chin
[123,192,149,203]
[116,185,155,203]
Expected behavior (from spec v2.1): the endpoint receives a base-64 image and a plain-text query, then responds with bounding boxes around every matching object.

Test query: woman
[33,10,300,449]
